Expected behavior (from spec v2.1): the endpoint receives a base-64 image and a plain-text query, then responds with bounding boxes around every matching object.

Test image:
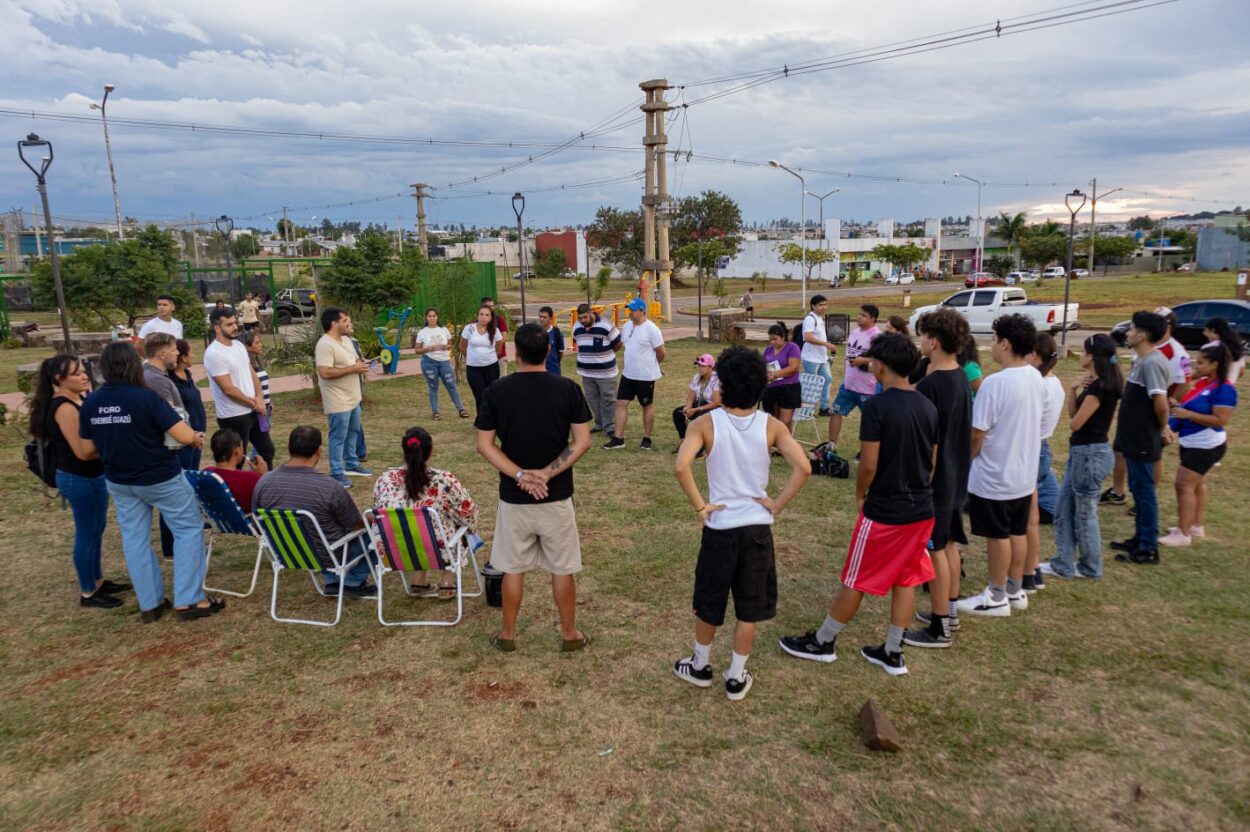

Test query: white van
[1043,266,1066,279]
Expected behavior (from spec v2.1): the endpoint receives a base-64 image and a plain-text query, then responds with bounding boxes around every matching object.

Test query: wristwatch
[514,470,525,483]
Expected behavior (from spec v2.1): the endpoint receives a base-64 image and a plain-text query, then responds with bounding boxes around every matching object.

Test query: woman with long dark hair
[29,354,128,608]
[1161,344,1238,546]
[372,426,479,598]
[1203,316,1245,384]
[159,339,210,559]
[460,305,504,412]
[79,342,222,622]
[957,336,984,397]
[1043,333,1123,579]
[762,321,802,430]
[237,328,276,467]
[416,307,468,419]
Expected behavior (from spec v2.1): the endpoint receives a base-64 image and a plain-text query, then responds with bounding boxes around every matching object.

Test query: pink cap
[694,354,715,367]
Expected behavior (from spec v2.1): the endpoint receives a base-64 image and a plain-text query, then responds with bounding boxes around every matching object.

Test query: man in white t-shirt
[238,292,262,333]
[957,313,1044,619]
[204,307,275,468]
[800,294,837,414]
[604,298,665,451]
[315,307,373,488]
[137,295,184,345]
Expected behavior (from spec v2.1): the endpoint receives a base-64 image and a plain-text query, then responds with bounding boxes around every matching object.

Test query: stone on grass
[859,698,903,752]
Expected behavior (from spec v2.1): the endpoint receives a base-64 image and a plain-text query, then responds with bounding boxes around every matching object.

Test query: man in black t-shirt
[781,333,939,676]
[905,308,973,649]
[476,323,593,654]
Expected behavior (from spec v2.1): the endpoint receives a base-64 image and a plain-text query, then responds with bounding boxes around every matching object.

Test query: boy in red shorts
[779,332,939,675]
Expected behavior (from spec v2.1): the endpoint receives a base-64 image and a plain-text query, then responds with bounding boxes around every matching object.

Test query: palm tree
[996,211,1028,268]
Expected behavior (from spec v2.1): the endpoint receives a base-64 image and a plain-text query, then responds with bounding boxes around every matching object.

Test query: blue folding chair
[186,470,265,599]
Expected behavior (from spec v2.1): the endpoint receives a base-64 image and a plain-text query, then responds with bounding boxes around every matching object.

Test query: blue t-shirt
[80,383,183,485]
[545,326,565,375]
[1170,380,1237,446]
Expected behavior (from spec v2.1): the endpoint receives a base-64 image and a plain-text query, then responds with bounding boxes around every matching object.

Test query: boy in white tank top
[673,347,811,701]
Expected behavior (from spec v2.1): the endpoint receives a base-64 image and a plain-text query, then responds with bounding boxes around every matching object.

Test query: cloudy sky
[1,0,1247,233]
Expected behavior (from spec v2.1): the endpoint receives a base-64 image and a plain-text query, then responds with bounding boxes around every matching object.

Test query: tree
[587,206,645,277]
[985,253,1015,277]
[995,211,1028,266]
[674,236,735,287]
[533,248,568,280]
[319,230,418,328]
[776,243,839,284]
[1078,234,1138,273]
[1019,233,1068,276]
[231,234,259,260]
[577,266,613,302]
[868,242,929,275]
[670,190,744,268]
[1128,215,1157,232]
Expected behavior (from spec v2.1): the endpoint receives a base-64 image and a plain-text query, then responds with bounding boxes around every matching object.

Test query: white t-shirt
[800,312,828,364]
[138,316,184,340]
[621,319,665,381]
[1040,374,1066,440]
[203,339,256,419]
[461,324,503,367]
[415,326,452,362]
[968,364,1044,500]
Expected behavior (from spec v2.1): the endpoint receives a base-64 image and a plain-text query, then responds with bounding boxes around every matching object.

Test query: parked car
[1005,271,1038,285]
[273,287,317,325]
[885,273,916,285]
[1109,299,1250,348]
[964,272,1005,288]
[511,271,536,283]
[1072,268,1090,278]
[1177,262,1197,272]
[1042,266,1066,279]
[910,287,1079,334]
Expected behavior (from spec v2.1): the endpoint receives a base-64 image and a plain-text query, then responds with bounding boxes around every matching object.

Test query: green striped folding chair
[364,506,483,627]
[254,507,369,627]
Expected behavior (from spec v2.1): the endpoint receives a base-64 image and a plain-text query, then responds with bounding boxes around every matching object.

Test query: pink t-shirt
[843,325,881,395]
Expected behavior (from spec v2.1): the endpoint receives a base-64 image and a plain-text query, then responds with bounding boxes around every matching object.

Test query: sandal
[176,595,227,621]
[432,412,442,420]
[437,571,457,600]
[559,632,592,653]
[490,632,517,653]
[406,572,436,597]
[458,409,470,419]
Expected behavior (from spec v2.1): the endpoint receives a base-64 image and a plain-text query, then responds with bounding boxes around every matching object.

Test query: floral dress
[371,467,479,550]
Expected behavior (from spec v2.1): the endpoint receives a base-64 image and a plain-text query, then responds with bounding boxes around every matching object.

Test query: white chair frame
[254,508,370,627]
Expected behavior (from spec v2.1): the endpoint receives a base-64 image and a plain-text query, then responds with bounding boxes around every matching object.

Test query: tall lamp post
[215,214,237,307]
[806,187,840,284]
[89,83,123,240]
[1061,188,1087,346]
[769,161,807,308]
[512,192,527,323]
[954,172,985,274]
[18,134,72,348]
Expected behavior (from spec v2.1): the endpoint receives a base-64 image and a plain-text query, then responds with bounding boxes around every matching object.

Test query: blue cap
[627,298,647,312]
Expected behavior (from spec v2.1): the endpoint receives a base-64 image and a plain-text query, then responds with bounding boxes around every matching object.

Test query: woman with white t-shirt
[416,307,468,419]
[460,305,505,413]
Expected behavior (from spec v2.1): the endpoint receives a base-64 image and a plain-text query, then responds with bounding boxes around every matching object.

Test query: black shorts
[968,493,1031,539]
[244,322,260,332]
[692,524,777,627]
[1179,443,1226,475]
[617,376,656,406]
[928,504,968,550]
[761,384,801,412]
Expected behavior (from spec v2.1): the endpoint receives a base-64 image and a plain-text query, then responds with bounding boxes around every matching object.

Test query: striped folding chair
[790,372,827,446]
[186,470,264,599]
[364,506,484,627]
[253,508,370,627]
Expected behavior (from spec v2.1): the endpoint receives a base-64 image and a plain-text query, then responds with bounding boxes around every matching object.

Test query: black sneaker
[639,437,653,451]
[602,437,626,450]
[902,628,951,649]
[673,657,714,688]
[1033,567,1046,590]
[139,598,172,624]
[1110,537,1140,552]
[1115,548,1159,565]
[590,427,602,434]
[1100,489,1127,506]
[1022,573,1038,594]
[725,670,753,701]
[778,631,837,663]
[80,592,123,609]
[861,643,908,676]
[98,579,132,594]
[342,583,378,599]
[916,609,960,631]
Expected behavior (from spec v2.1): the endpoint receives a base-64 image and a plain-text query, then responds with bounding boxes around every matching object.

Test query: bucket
[481,562,504,608]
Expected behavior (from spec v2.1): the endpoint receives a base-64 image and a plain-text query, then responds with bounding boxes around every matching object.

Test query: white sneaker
[1159,528,1191,547]
[1188,525,1205,539]
[1007,589,1029,610]
[954,587,1010,618]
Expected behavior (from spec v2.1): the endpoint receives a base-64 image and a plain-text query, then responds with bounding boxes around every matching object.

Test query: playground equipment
[373,307,413,375]
[558,295,660,333]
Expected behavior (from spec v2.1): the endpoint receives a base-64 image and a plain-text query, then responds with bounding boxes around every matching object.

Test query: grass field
[1,336,1247,830]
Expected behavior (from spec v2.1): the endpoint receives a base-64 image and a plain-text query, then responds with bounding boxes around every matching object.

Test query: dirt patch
[25,661,98,690]
[465,680,526,702]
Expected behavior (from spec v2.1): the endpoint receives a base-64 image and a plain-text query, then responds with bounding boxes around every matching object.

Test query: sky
[1,0,1247,234]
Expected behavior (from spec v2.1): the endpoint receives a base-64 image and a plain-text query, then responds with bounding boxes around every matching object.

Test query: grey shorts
[490,498,583,576]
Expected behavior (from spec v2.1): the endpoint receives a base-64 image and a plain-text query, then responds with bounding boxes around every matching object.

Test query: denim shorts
[832,384,871,416]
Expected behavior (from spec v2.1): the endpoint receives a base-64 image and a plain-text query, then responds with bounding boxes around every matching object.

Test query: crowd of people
[27,290,1241,701]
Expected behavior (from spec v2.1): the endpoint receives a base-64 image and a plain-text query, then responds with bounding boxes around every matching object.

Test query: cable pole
[639,78,673,319]
[411,183,429,256]
[1088,177,1097,276]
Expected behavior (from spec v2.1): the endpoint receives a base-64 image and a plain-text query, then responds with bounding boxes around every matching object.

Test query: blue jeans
[56,470,109,593]
[421,356,465,415]
[1036,439,1059,516]
[1049,443,1113,578]
[107,474,206,611]
[324,537,374,588]
[1126,457,1160,550]
[160,446,203,559]
[801,359,833,410]
[326,405,362,476]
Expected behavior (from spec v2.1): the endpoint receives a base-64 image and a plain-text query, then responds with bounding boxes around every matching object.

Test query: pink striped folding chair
[364,506,483,627]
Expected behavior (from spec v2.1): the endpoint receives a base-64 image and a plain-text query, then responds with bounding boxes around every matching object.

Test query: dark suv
[1110,299,1250,348]
[273,288,317,325]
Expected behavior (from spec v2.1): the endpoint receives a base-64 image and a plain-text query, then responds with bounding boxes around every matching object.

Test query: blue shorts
[832,384,871,416]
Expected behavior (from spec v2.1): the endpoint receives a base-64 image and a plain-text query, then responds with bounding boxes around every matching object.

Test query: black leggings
[217,411,276,470]
[466,363,501,413]
[672,400,711,440]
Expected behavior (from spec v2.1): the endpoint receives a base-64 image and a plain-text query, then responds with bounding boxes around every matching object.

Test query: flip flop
[490,632,517,653]
[458,409,470,419]
[432,411,442,420]
[559,632,592,653]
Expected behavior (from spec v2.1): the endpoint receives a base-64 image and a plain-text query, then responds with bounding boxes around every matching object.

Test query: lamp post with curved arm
[954,172,985,273]
[512,192,527,323]
[1062,188,1087,345]
[769,161,806,308]
[17,134,72,347]
[806,187,840,284]
[215,214,237,307]
[89,83,123,240]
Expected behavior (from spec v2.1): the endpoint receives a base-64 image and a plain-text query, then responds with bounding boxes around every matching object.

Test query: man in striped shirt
[572,303,622,435]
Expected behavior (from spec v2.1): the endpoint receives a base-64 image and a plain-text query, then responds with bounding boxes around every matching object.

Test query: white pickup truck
[909,287,1079,334]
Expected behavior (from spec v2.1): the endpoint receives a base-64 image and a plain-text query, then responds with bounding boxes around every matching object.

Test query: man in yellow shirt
[238,292,261,333]
[315,307,372,488]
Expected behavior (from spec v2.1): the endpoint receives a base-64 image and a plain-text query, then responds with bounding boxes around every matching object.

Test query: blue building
[16,233,106,257]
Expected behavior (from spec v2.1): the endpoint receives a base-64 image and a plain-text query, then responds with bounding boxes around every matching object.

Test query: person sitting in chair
[204,428,268,513]
[672,353,721,450]
[372,426,480,599]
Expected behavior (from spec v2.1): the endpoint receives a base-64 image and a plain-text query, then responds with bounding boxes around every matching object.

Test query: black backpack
[792,313,811,345]
[808,442,850,479]
[24,437,59,489]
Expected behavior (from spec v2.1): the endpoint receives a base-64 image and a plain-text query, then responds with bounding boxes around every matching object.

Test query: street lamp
[1087,182,1123,276]
[17,134,72,349]
[1061,188,1087,346]
[512,192,527,323]
[953,172,985,274]
[89,84,123,240]
[769,160,807,308]
[215,214,237,307]
[806,187,840,284]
